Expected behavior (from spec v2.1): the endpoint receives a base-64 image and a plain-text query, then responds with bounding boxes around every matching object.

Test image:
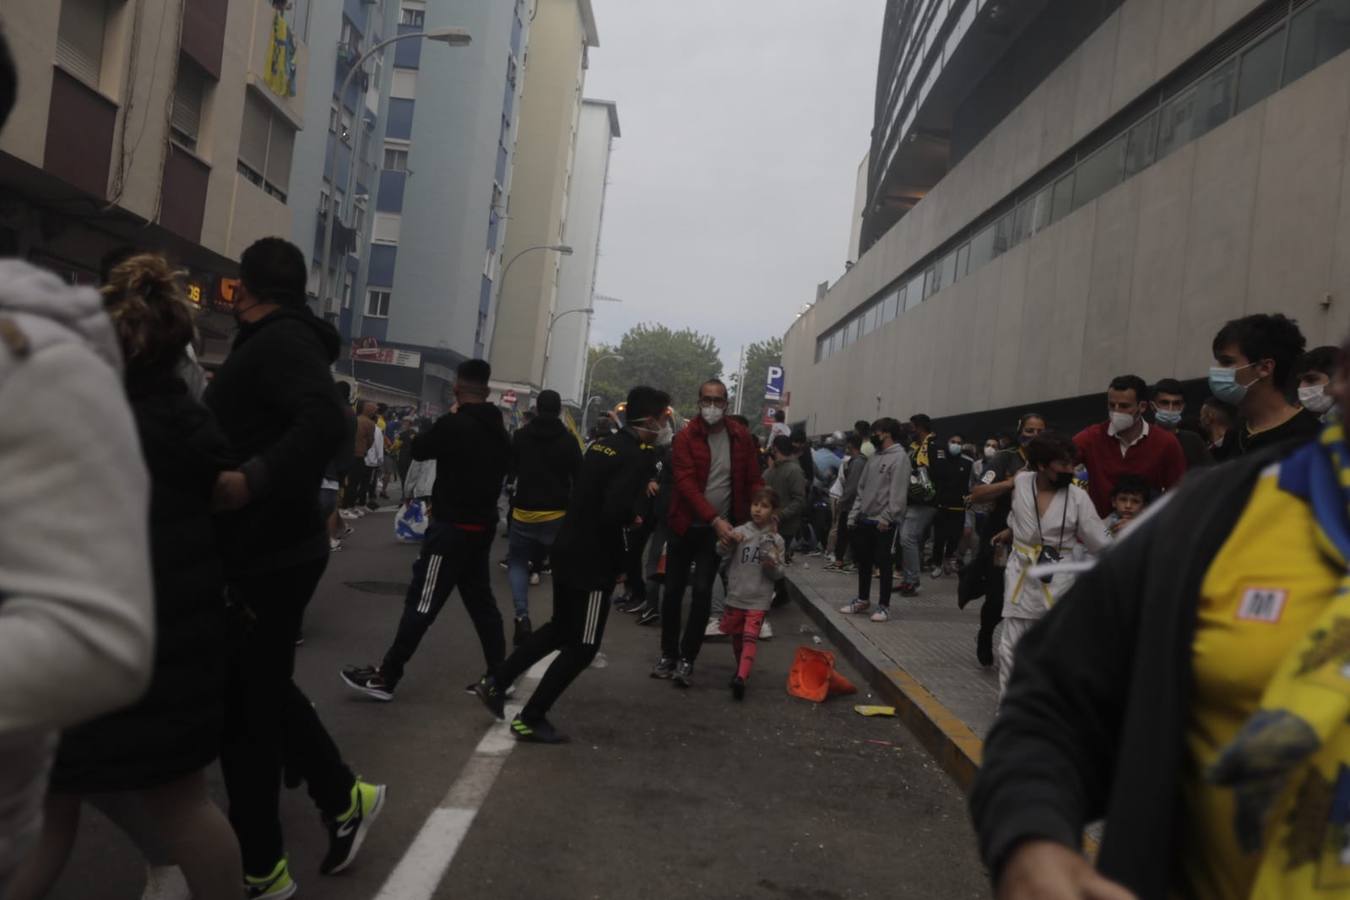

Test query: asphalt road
[47,509,989,899]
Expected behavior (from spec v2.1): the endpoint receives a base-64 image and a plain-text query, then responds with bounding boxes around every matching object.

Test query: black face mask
[871,434,883,447]
[1050,471,1074,490]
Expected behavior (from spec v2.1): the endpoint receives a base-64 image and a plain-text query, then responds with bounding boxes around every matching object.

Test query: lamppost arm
[580,352,622,433]
[318,29,470,317]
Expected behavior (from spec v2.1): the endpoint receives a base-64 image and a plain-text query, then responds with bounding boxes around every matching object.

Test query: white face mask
[1299,384,1336,415]
[947,442,962,456]
[656,422,674,446]
[984,446,997,459]
[1109,411,1137,434]
[700,405,724,427]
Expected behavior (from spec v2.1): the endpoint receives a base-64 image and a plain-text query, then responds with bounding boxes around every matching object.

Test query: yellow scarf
[1208,425,1350,895]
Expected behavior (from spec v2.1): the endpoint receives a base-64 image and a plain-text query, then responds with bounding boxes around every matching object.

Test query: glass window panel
[265,121,294,191]
[904,275,924,311]
[239,91,271,173]
[859,304,877,336]
[1051,172,1075,223]
[842,318,857,346]
[1286,0,1350,85]
[1235,27,1285,115]
[939,251,957,292]
[1157,59,1237,160]
[923,267,937,299]
[968,223,995,271]
[1124,112,1158,177]
[992,212,1015,255]
[1011,199,1032,246]
[828,331,840,356]
[955,243,970,279]
[882,288,901,323]
[1073,134,1126,208]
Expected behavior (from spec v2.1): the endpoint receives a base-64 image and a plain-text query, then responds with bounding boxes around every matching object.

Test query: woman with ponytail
[9,253,243,900]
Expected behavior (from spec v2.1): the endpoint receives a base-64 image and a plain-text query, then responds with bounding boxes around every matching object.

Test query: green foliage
[586,324,723,420]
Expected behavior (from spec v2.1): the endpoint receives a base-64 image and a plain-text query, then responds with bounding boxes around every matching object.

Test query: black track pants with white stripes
[495,580,613,724]
[382,522,505,684]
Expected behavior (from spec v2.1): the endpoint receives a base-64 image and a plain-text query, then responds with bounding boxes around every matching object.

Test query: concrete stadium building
[782,0,1350,438]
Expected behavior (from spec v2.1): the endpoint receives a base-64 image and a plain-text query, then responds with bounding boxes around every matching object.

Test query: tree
[730,337,784,434]
[585,324,723,421]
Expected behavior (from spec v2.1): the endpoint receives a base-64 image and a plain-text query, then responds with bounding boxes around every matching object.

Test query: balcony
[159,143,211,242]
[44,67,116,199]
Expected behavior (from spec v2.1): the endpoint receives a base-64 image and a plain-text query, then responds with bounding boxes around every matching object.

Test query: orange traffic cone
[787,646,857,702]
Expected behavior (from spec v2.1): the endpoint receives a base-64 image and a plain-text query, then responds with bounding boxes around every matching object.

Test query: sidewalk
[784,557,1001,791]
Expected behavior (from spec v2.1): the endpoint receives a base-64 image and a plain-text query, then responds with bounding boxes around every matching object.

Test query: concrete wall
[488,0,589,390]
[848,151,868,263]
[784,0,1349,434]
[381,0,519,357]
[543,99,617,407]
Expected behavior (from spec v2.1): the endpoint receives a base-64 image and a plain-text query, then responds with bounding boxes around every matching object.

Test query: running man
[473,386,668,743]
[341,359,511,700]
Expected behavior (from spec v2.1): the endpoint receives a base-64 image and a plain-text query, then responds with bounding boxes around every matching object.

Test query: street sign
[351,341,421,368]
[501,389,518,406]
[765,365,784,401]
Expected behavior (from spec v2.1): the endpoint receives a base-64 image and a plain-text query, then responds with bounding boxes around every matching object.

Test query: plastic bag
[908,466,936,504]
[395,499,429,542]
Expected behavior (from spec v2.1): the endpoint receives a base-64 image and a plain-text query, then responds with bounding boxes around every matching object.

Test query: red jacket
[667,416,764,536]
[1073,421,1187,516]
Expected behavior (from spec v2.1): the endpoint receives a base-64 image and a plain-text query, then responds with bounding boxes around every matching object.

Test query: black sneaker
[897,582,920,598]
[340,666,395,701]
[617,595,646,614]
[513,616,532,647]
[650,656,676,679]
[730,676,746,701]
[471,677,506,720]
[510,715,569,744]
[636,605,661,627]
[497,558,509,569]
[320,779,386,875]
[673,659,694,688]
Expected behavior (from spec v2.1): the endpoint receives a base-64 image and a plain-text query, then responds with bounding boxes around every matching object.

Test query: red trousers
[718,608,766,680]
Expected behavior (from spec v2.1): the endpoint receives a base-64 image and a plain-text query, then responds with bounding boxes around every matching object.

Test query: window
[339,108,353,145]
[967,223,995,271]
[1073,134,1126,209]
[352,201,366,236]
[319,187,330,215]
[56,0,109,88]
[372,212,401,244]
[937,251,958,294]
[1050,172,1075,223]
[238,89,295,201]
[922,266,938,300]
[992,211,1015,255]
[903,274,924,312]
[366,289,391,318]
[1013,186,1052,243]
[842,317,858,347]
[954,243,970,280]
[882,287,901,323]
[1235,26,1285,115]
[1285,0,1350,85]
[329,105,339,134]
[170,57,208,151]
[1156,58,1237,160]
[400,7,426,27]
[342,271,354,310]
[391,69,417,100]
[383,146,408,171]
[1123,113,1158,178]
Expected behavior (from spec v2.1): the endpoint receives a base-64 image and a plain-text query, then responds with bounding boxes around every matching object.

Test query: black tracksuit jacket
[412,401,510,527]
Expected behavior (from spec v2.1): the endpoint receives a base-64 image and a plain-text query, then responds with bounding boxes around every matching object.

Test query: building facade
[487,0,599,409]
[783,0,1350,437]
[306,0,534,412]
[543,98,619,411]
[0,0,311,364]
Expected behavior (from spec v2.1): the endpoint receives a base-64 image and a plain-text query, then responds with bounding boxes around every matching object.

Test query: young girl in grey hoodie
[716,487,786,700]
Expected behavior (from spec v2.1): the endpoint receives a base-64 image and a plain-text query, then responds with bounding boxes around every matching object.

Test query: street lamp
[318,27,472,317]
[580,353,623,433]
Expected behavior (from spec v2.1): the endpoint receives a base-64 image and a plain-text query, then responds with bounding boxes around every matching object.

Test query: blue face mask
[1209,364,1257,405]
[1154,409,1182,428]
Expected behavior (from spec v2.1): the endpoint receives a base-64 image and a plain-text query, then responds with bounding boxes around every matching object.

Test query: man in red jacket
[653,378,763,687]
[1073,374,1187,516]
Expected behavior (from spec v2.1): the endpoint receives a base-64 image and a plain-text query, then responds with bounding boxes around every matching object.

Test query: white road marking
[372,653,557,900]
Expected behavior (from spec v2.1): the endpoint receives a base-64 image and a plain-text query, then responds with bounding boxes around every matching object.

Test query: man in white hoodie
[0,36,154,890]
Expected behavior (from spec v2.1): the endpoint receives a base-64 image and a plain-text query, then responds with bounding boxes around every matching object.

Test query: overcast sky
[583,0,885,377]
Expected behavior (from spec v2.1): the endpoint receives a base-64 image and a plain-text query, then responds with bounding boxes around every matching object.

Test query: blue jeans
[508,518,563,619]
[899,504,937,585]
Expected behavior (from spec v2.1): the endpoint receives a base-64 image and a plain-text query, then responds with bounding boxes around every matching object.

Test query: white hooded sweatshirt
[0,260,153,878]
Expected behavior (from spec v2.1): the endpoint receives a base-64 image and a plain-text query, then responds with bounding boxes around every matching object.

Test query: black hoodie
[413,401,510,527]
[205,306,346,574]
[510,415,582,514]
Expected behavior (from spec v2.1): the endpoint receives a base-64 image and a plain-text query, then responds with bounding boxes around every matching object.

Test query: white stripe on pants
[582,590,603,645]
[418,554,443,614]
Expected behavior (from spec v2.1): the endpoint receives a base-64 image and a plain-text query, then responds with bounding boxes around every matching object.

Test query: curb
[785,572,983,792]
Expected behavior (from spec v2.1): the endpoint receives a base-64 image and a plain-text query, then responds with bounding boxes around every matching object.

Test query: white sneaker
[839,598,870,615]
[529,572,540,586]
[329,538,343,552]
[869,607,890,623]
[759,619,774,640]
[142,865,190,900]
[339,509,357,519]
[930,566,943,579]
[704,618,723,637]
[355,508,367,518]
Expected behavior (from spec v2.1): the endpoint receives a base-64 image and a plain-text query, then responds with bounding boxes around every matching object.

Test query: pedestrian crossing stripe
[1237,587,1288,624]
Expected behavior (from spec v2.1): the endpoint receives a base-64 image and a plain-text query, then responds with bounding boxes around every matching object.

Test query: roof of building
[583,98,620,137]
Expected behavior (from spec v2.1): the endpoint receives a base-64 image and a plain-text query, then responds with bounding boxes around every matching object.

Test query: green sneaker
[320,779,386,875]
[245,857,297,900]
[510,715,569,744]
